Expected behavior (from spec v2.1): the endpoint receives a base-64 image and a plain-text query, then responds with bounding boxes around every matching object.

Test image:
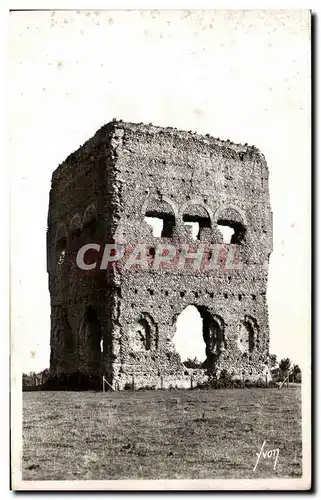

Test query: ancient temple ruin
[47,120,273,389]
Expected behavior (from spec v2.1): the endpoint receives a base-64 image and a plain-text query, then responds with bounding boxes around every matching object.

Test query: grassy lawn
[22,387,302,481]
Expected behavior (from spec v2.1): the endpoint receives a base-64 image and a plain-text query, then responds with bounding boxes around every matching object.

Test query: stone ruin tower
[47,120,273,389]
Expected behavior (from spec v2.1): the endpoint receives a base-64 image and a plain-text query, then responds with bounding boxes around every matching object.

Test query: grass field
[22,387,302,481]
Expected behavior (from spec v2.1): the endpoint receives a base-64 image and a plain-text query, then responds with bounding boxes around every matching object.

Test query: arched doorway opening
[174,305,225,368]
[86,306,103,374]
[174,306,205,366]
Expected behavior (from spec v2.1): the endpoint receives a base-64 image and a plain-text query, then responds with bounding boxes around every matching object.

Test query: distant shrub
[230,379,244,389]
[279,357,291,374]
[183,357,202,369]
[267,380,279,388]
[202,367,236,389]
[42,372,102,391]
[195,375,279,390]
[270,358,302,384]
[243,378,266,388]
[292,364,302,383]
[192,382,210,390]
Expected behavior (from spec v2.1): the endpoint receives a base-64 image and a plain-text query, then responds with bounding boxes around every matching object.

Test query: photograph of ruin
[47,120,273,389]
[11,9,309,487]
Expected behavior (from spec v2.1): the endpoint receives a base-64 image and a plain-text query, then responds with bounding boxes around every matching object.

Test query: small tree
[279,358,291,375]
[269,354,278,368]
[183,357,202,369]
[292,364,302,383]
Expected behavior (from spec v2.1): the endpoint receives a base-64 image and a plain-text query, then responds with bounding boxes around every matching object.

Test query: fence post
[132,375,135,391]
[160,375,163,389]
[190,374,193,389]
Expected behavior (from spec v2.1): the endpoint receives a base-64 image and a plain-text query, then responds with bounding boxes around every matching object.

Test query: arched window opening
[237,317,258,354]
[131,319,151,351]
[145,211,175,238]
[182,205,211,241]
[69,214,82,241]
[217,219,246,244]
[217,222,235,243]
[83,204,97,236]
[56,237,67,265]
[216,208,246,244]
[129,313,157,352]
[143,197,176,238]
[145,216,163,238]
[183,220,200,240]
[245,319,256,353]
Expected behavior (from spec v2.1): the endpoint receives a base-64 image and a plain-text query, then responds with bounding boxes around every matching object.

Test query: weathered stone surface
[47,120,273,389]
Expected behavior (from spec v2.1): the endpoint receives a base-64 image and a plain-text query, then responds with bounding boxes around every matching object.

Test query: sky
[9,9,311,373]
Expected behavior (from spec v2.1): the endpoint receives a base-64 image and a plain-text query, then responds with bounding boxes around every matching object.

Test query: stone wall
[47,120,273,387]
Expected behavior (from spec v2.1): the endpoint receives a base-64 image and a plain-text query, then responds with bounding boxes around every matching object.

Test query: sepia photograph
[9,7,311,491]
